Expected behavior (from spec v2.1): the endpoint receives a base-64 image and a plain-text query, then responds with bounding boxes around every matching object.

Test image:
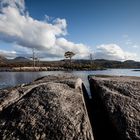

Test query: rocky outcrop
[0,75,94,140]
[89,75,140,140]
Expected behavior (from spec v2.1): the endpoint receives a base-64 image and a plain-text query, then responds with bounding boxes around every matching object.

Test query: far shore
[0,67,107,72]
[132,69,140,72]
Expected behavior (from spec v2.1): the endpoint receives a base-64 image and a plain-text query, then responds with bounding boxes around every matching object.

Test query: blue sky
[25,0,140,46]
[0,0,140,60]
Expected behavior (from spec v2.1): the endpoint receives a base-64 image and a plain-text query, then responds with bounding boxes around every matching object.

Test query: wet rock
[0,75,93,140]
[89,75,140,140]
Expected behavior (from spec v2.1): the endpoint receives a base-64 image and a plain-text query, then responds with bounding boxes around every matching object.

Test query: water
[0,69,139,89]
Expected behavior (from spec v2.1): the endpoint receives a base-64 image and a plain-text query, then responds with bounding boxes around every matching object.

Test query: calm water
[0,69,140,89]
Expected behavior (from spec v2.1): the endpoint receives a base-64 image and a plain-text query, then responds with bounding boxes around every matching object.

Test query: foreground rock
[89,75,140,140]
[0,75,94,140]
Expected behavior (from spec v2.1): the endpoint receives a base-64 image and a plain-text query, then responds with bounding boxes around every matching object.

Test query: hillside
[13,57,30,62]
[0,55,7,61]
[0,55,8,66]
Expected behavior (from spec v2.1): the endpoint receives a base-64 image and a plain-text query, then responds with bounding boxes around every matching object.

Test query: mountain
[124,60,136,63]
[13,57,30,62]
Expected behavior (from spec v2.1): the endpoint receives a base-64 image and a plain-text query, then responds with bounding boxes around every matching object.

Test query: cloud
[122,34,139,49]
[125,39,132,45]
[0,5,66,49]
[132,45,139,48]
[95,44,137,61]
[56,38,90,58]
[0,49,16,58]
[0,0,25,14]
[0,0,89,59]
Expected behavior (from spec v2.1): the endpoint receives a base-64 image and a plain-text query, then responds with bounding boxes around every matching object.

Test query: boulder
[0,75,94,140]
[89,75,140,140]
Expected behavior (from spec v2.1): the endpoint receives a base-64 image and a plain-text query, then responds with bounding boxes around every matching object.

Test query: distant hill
[0,55,7,62]
[0,56,8,65]
[13,57,30,62]
[0,56,8,67]
[69,59,140,68]
[124,60,136,63]
[93,59,140,68]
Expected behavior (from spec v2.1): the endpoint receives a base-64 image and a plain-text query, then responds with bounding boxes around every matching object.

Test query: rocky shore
[0,74,140,140]
[0,75,93,140]
[89,75,140,140]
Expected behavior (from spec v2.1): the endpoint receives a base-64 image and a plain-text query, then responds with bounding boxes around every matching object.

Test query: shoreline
[133,69,140,71]
[0,67,107,72]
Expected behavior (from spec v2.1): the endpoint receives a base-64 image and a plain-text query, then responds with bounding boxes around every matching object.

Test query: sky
[0,0,140,61]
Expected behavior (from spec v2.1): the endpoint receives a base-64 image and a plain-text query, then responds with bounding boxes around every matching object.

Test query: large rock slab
[0,75,93,140]
[89,75,140,140]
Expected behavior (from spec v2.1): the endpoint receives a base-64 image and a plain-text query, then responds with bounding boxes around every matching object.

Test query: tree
[64,51,75,69]
[30,48,39,69]
[89,53,94,69]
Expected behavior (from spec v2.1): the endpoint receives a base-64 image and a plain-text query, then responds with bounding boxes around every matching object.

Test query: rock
[0,75,93,140]
[89,75,140,140]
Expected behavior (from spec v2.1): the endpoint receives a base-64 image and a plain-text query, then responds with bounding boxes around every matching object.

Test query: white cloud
[0,49,16,58]
[132,45,139,48]
[45,15,54,22]
[95,44,137,61]
[122,34,139,49]
[0,5,66,49]
[56,38,90,58]
[0,1,138,61]
[125,39,132,45]
[14,39,90,59]
[0,0,25,14]
[0,0,89,59]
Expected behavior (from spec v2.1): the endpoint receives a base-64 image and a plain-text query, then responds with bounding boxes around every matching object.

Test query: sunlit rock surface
[0,75,93,140]
[89,75,140,140]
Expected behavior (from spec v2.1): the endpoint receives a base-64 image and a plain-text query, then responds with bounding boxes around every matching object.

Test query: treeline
[0,58,140,69]
[93,59,140,69]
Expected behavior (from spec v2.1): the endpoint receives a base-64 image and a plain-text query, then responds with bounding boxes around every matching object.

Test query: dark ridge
[13,57,30,62]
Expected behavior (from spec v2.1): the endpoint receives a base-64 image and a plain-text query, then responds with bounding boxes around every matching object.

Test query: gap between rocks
[82,77,122,140]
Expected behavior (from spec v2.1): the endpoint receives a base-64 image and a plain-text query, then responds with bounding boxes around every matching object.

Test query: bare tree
[89,53,94,69]
[30,48,39,69]
[32,48,35,68]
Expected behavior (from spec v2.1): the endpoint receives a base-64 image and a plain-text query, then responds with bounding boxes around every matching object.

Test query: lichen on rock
[0,75,93,140]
